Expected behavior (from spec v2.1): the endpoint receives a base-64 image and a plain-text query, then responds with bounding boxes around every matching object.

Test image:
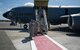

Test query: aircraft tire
[24,24,28,29]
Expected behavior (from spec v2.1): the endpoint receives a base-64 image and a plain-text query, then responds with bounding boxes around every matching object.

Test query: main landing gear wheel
[23,24,28,29]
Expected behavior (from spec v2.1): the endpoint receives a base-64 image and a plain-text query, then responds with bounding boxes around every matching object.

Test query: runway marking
[45,35,68,50]
[31,35,68,50]
[31,40,37,50]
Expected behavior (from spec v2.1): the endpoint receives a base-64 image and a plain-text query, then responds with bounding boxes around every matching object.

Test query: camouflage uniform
[29,20,38,38]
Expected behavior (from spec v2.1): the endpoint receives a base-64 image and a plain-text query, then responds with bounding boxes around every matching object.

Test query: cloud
[24,2,34,6]
[7,8,11,11]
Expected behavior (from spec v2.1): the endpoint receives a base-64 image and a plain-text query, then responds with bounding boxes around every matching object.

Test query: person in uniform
[29,19,38,39]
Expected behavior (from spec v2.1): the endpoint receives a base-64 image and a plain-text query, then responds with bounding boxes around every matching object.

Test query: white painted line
[31,40,37,50]
[45,35,68,50]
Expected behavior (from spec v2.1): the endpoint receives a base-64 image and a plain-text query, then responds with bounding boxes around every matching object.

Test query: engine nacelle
[68,14,80,29]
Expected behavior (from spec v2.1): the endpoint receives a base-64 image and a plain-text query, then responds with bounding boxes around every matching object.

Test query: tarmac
[0,22,80,50]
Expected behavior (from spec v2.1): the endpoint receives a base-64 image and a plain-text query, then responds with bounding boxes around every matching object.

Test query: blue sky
[0,0,80,20]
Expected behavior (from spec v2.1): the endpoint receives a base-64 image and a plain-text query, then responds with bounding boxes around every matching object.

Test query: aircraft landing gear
[10,21,17,26]
[23,24,28,29]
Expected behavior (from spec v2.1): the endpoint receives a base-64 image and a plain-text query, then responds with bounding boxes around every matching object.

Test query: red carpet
[33,35,62,50]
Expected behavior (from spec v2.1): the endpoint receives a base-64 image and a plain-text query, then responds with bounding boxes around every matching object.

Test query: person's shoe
[44,32,47,35]
[29,37,32,40]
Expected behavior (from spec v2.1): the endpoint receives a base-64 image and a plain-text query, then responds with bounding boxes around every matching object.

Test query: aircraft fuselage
[3,6,80,25]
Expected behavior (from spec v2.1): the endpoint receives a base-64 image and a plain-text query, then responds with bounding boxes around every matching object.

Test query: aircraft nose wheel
[23,24,28,29]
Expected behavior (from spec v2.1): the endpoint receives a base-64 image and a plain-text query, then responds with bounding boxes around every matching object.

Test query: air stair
[35,0,49,35]
[29,0,68,50]
[29,0,49,36]
[35,9,48,35]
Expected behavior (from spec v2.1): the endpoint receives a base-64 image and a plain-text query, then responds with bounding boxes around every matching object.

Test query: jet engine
[68,14,80,29]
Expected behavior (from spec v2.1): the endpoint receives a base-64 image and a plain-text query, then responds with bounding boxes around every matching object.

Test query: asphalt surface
[0,22,80,50]
[48,24,80,50]
[0,22,31,50]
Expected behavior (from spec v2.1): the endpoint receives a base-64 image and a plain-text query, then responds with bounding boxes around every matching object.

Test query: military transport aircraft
[3,5,80,29]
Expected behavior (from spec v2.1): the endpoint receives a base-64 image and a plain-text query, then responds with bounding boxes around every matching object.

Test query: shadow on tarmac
[19,29,28,32]
[0,28,23,30]
[50,27,80,37]
[21,37,32,43]
[0,27,31,43]
[50,27,72,32]
[0,28,29,33]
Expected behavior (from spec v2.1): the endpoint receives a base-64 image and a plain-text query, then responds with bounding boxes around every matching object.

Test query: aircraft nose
[3,11,10,18]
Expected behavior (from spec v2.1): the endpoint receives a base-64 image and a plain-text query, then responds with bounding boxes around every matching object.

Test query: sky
[0,0,80,20]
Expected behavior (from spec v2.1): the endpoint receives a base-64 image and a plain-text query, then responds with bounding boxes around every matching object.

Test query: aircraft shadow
[50,26,80,37]
[50,27,72,32]
[0,28,29,32]
[0,28,23,30]
[19,29,28,32]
